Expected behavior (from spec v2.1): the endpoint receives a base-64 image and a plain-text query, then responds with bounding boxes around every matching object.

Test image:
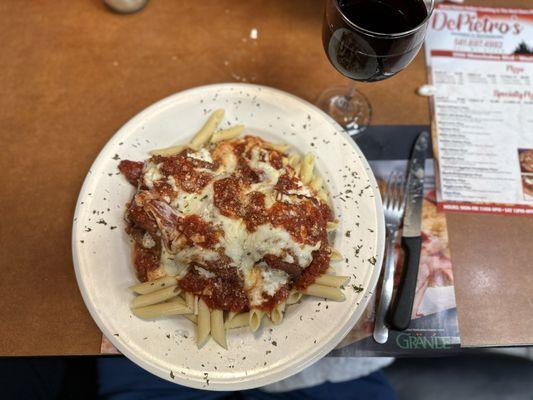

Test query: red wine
[323,0,429,82]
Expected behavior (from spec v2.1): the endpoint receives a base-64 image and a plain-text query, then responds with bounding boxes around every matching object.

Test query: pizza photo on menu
[519,149,533,174]
[521,174,533,199]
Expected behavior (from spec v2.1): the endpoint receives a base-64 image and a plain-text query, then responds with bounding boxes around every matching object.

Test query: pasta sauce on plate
[119,136,333,313]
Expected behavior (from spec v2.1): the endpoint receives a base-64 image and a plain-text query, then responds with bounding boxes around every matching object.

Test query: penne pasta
[301,284,346,302]
[193,295,199,316]
[288,153,301,168]
[165,296,187,306]
[210,309,227,349]
[293,163,301,176]
[189,109,225,150]
[185,292,195,312]
[210,124,245,143]
[270,302,286,325]
[197,298,211,347]
[132,301,190,319]
[310,176,323,192]
[314,274,350,288]
[225,312,250,330]
[317,189,329,203]
[249,309,264,332]
[300,152,315,184]
[131,286,180,309]
[270,143,289,153]
[226,311,238,323]
[286,290,303,305]
[129,276,178,295]
[330,249,343,261]
[182,313,198,324]
[149,144,187,157]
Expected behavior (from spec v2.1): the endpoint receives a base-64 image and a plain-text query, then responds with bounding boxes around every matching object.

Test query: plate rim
[72,82,385,390]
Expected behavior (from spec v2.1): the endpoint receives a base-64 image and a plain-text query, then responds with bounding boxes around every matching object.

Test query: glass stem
[335,84,359,112]
[346,83,359,102]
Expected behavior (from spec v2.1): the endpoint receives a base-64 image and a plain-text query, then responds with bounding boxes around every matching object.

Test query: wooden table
[1,0,530,356]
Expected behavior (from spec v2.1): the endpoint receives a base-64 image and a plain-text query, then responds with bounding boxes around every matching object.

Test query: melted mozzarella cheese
[188,148,213,163]
[249,146,282,184]
[141,232,156,249]
[143,137,328,307]
[194,265,216,279]
[261,267,288,296]
[143,162,163,189]
[217,213,248,265]
[247,265,289,306]
[167,175,178,192]
[160,246,181,276]
[283,253,295,263]
[217,212,320,289]
[248,181,277,209]
[285,185,313,197]
[171,185,214,222]
[212,142,237,173]
[248,277,265,306]
[175,247,219,264]
[248,224,319,267]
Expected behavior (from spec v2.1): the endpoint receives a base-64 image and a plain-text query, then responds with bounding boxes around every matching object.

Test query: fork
[373,171,406,344]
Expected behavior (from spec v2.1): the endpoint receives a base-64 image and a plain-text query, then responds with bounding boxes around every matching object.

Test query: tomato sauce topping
[269,200,328,245]
[274,171,300,194]
[182,150,218,170]
[118,160,144,186]
[236,158,261,184]
[126,201,159,235]
[155,154,213,193]
[213,177,242,218]
[242,191,268,231]
[257,285,290,312]
[213,180,268,231]
[178,215,220,249]
[133,243,160,282]
[268,150,283,170]
[179,258,248,312]
[152,181,175,199]
[232,141,247,157]
[295,245,331,290]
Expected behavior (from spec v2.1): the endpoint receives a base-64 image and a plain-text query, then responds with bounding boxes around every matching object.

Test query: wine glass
[318,0,435,136]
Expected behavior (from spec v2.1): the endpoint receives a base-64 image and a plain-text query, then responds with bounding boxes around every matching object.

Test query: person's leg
[0,357,66,400]
[97,356,236,400]
[241,371,398,400]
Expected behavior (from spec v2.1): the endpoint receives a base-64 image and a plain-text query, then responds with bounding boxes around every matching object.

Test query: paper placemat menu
[425,5,533,216]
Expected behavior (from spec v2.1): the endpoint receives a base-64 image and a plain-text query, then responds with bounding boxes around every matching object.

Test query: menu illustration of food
[425,5,533,216]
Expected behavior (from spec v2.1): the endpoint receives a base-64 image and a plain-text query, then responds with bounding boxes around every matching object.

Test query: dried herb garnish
[352,284,364,293]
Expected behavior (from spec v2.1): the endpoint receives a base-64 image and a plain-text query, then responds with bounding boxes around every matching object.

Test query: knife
[387,131,429,331]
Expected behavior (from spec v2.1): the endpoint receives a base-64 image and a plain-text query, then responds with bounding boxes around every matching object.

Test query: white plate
[72,83,385,390]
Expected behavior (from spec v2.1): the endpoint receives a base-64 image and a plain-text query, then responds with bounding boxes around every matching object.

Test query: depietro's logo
[396,333,453,350]
[432,11,523,35]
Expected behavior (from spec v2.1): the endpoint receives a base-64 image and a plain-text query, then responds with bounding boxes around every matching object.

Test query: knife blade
[387,131,429,331]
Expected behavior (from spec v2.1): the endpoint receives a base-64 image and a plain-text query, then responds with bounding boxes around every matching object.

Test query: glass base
[316,85,372,137]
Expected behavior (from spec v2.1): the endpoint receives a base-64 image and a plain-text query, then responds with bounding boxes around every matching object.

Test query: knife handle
[387,236,422,331]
